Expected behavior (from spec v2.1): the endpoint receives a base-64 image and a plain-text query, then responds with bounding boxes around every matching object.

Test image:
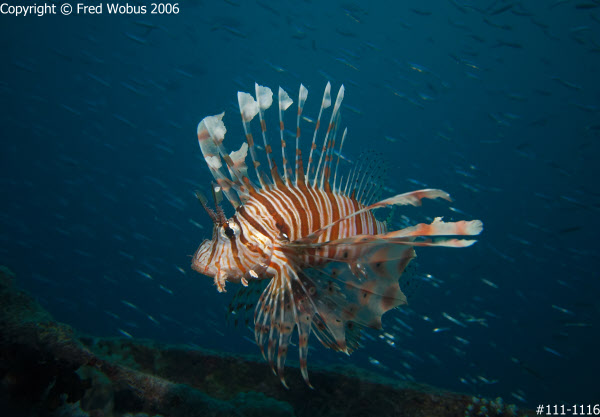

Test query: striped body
[192,183,386,288]
[242,184,386,242]
[240,184,386,261]
[190,81,483,387]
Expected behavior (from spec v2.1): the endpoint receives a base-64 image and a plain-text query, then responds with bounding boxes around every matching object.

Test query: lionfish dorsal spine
[237,91,264,188]
[344,154,359,196]
[198,82,354,201]
[319,104,343,193]
[197,113,243,208]
[305,82,331,184]
[314,84,344,191]
[363,157,386,205]
[278,86,293,186]
[355,157,375,203]
[255,83,275,178]
[294,84,309,187]
[332,128,347,193]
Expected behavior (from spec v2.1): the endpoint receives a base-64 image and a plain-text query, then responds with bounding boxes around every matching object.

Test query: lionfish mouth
[191,239,214,277]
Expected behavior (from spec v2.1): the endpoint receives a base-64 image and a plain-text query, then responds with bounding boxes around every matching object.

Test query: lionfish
[191,81,482,387]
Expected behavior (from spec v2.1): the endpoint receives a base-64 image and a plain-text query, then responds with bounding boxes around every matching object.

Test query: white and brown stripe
[237,184,386,263]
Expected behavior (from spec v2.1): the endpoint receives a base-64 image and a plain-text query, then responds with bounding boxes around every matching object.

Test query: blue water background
[1,0,599,408]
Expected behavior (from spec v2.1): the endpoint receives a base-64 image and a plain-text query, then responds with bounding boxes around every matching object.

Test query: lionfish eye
[224,225,235,238]
[220,220,240,239]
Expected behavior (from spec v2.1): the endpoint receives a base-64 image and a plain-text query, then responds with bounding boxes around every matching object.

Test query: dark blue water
[1,0,599,409]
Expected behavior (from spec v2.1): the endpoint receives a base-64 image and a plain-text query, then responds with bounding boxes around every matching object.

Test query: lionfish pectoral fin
[291,189,453,244]
[287,219,483,354]
[299,248,413,351]
[291,217,483,252]
[250,215,482,387]
[253,267,315,387]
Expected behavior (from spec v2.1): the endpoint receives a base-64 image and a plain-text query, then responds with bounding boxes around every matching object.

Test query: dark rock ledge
[0,266,530,417]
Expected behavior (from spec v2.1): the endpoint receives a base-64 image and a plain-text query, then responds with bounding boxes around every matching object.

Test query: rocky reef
[0,266,531,416]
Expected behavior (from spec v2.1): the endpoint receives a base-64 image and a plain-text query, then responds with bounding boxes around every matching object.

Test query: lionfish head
[191,186,272,292]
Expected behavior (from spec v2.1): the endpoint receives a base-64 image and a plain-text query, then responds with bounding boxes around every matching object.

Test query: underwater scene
[1,0,599,416]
